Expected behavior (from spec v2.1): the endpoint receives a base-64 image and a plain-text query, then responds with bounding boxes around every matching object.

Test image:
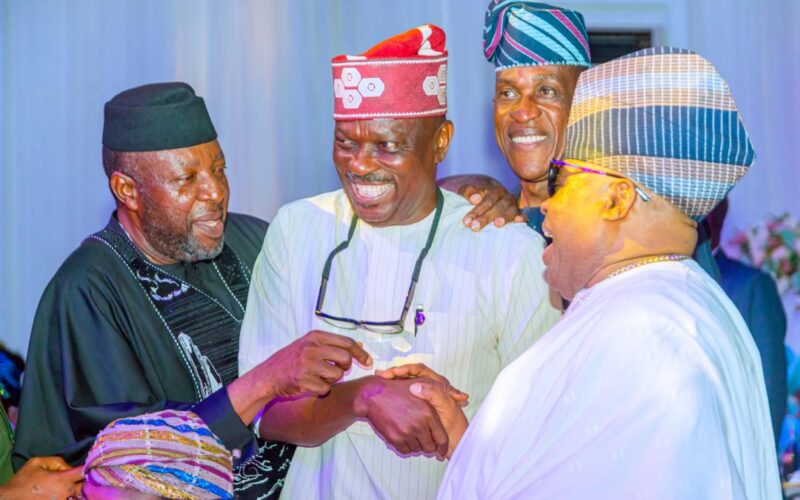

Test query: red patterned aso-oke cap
[332,24,448,120]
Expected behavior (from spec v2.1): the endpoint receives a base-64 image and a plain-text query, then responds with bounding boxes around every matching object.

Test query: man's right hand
[354,376,450,460]
[0,456,83,499]
[231,330,372,427]
[261,330,372,399]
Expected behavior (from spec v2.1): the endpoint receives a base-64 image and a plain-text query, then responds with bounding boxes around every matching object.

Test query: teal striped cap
[483,1,591,70]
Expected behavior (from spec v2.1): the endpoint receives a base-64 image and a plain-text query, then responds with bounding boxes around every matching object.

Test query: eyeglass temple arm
[317,214,359,312]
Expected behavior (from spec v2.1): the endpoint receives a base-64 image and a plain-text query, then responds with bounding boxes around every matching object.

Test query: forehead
[154,140,224,168]
[495,65,577,87]
[334,118,425,140]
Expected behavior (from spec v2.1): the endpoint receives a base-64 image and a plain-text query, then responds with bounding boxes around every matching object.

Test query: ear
[109,171,141,212]
[601,178,638,221]
[433,120,454,165]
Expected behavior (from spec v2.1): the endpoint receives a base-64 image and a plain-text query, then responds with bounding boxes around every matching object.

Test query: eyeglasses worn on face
[314,188,444,335]
[548,159,651,201]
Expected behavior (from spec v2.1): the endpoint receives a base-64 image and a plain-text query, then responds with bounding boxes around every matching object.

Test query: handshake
[243,331,470,460]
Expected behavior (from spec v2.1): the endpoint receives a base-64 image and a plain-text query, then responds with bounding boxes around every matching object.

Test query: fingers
[493,198,523,228]
[409,382,454,413]
[406,435,427,457]
[60,466,84,484]
[402,416,447,460]
[349,342,373,368]
[314,360,345,385]
[458,185,481,201]
[375,363,432,380]
[464,186,521,231]
[377,364,470,403]
[428,416,450,460]
[28,456,71,471]
[447,386,470,404]
[312,331,372,367]
[463,189,502,231]
[318,345,355,372]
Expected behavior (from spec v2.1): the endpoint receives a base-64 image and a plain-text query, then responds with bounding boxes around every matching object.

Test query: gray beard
[140,204,224,263]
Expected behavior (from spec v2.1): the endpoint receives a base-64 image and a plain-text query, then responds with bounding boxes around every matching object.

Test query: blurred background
[1,0,799,358]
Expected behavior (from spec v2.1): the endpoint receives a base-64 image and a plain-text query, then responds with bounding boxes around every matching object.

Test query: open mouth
[511,134,547,145]
[193,215,225,238]
[353,183,393,200]
[347,173,395,205]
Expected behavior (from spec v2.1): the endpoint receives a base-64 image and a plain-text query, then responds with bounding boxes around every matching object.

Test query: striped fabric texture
[483,1,591,70]
[83,410,233,499]
[565,47,755,220]
[238,189,560,499]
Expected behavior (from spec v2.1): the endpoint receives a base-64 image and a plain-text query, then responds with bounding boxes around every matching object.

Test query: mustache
[347,172,393,183]
[192,203,225,219]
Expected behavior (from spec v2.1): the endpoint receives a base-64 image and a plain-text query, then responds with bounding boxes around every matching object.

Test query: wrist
[239,365,276,407]
[352,375,383,419]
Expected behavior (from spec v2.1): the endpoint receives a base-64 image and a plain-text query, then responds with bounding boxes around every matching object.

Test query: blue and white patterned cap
[565,47,755,220]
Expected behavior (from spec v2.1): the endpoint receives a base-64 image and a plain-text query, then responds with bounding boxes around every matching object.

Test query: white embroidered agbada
[239,189,560,499]
[438,260,780,499]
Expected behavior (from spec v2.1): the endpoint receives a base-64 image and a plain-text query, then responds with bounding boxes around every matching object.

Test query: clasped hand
[360,363,469,460]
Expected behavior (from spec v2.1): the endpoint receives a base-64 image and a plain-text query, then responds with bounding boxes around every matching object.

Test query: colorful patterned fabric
[564,47,756,221]
[83,410,233,499]
[332,24,447,120]
[483,1,591,70]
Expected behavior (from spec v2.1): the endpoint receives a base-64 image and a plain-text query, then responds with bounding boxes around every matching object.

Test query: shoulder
[715,251,757,279]
[226,212,269,238]
[716,251,774,293]
[584,263,741,348]
[437,191,546,262]
[274,190,344,220]
[37,235,129,309]
[268,190,346,239]
[224,212,269,265]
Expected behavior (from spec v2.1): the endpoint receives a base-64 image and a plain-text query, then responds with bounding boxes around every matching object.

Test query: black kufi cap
[102,82,217,152]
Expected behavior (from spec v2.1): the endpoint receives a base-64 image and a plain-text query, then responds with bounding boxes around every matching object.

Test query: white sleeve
[238,208,299,376]
[494,231,561,366]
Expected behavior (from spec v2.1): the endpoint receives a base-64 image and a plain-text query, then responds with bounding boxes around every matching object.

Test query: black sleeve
[13,260,254,468]
[191,387,254,455]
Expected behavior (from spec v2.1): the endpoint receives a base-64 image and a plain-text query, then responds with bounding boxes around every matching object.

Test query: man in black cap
[13,82,372,498]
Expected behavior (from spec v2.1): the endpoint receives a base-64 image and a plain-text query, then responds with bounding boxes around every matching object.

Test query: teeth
[512,135,546,144]
[543,228,553,238]
[353,183,393,199]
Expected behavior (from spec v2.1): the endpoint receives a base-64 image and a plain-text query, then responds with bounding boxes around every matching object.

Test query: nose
[510,96,543,124]
[198,171,227,205]
[348,146,379,175]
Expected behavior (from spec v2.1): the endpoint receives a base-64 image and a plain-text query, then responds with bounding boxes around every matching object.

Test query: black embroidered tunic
[14,212,293,498]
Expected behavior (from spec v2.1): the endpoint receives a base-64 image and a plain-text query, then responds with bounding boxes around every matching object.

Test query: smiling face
[493,65,580,184]
[333,117,452,227]
[540,166,610,300]
[134,139,229,262]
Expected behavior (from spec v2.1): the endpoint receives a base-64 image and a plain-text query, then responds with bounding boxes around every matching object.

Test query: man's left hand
[438,174,524,231]
[461,183,524,231]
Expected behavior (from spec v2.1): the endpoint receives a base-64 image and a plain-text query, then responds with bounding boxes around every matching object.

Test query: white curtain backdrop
[2,0,799,355]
